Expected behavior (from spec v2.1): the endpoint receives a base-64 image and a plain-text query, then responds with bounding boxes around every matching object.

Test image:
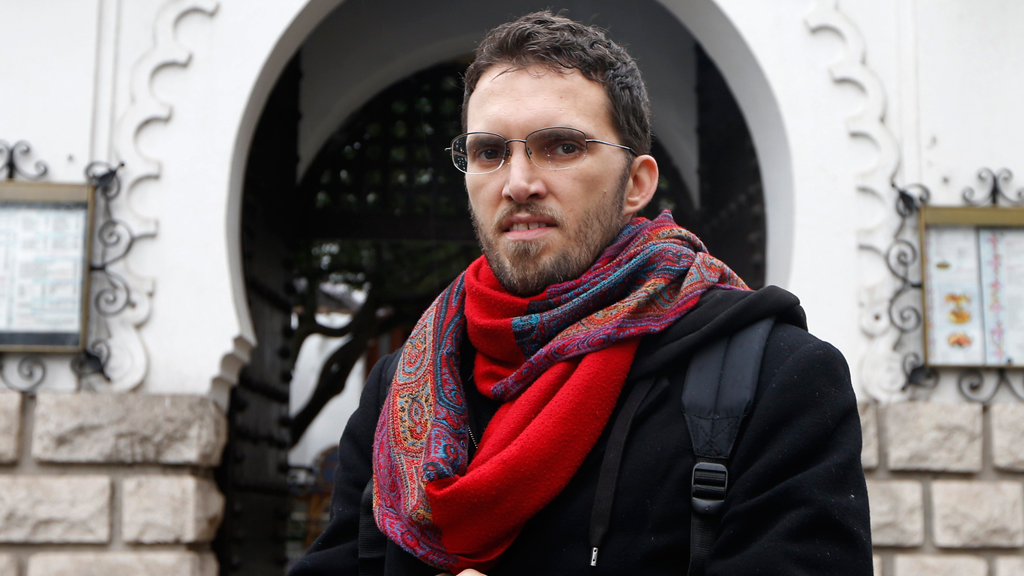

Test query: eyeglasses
[446,126,637,175]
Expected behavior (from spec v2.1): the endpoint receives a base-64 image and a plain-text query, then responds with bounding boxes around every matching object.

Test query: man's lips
[505,225,554,240]
[500,214,558,232]
[500,214,558,240]
[508,221,553,232]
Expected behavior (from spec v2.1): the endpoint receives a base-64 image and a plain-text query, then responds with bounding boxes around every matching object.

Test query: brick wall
[0,391,227,576]
[861,401,1024,576]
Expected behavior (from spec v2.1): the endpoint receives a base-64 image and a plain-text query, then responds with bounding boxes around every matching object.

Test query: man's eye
[474,146,503,161]
[548,141,583,157]
[471,144,503,162]
[558,143,580,155]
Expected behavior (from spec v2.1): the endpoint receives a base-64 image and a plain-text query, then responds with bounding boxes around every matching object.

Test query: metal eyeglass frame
[445,126,638,175]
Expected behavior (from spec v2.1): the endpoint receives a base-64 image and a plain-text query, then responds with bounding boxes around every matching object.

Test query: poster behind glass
[0,183,92,352]
[923,209,1024,367]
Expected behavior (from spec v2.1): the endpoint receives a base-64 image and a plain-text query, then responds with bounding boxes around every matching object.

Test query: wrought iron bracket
[957,368,1024,403]
[0,143,136,392]
[885,180,936,390]
[961,168,1024,207]
[890,168,1024,402]
[72,161,135,386]
[0,140,48,181]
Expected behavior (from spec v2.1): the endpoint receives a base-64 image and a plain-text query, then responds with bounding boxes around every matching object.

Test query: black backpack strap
[358,481,386,576]
[683,317,774,576]
[358,352,402,576]
[588,374,658,567]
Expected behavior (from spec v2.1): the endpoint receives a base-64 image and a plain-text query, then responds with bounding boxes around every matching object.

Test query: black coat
[289,286,873,575]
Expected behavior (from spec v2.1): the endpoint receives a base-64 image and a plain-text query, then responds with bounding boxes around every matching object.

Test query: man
[291,11,872,576]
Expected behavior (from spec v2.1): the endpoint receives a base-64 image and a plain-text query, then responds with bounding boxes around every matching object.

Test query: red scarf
[372,212,747,572]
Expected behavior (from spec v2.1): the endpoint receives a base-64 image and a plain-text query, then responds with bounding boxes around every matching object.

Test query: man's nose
[503,141,548,204]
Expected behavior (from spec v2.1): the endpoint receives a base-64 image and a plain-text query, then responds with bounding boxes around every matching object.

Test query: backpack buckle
[691,461,728,515]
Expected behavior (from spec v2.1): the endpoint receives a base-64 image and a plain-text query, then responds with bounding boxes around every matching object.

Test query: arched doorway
[217,1,786,573]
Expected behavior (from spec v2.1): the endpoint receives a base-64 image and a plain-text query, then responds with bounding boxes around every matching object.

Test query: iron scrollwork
[0,357,46,393]
[0,141,137,391]
[891,168,1024,402]
[73,161,135,383]
[962,168,1024,207]
[1,140,48,181]
[85,161,134,319]
[957,368,1024,403]
[886,181,937,390]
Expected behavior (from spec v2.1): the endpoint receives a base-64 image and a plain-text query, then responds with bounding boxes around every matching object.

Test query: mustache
[492,202,565,234]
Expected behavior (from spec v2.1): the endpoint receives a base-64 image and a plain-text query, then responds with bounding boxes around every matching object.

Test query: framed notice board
[921,206,1024,368]
[0,182,94,352]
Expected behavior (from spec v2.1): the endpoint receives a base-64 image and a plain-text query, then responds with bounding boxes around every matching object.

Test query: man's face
[464,65,633,297]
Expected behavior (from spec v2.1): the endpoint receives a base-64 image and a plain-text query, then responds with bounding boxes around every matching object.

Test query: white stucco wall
[121,0,309,399]
[0,1,103,391]
[3,0,1024,406]
[684,0,866,373]
[0,0,327,399]
[849,0,1024,402]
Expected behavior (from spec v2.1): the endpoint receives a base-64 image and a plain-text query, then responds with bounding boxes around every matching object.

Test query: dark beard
[471,168,630,297]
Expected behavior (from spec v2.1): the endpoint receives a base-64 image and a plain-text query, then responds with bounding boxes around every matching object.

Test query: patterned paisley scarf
[372,211,747,572]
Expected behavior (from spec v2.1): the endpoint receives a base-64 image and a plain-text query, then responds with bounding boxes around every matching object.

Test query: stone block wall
[4,390,1023,575]
[0,391,227,576]
[861,401,1024,576]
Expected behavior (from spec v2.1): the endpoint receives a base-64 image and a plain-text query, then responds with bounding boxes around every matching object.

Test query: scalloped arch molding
[807,0,906,401]
[104,0,219,391]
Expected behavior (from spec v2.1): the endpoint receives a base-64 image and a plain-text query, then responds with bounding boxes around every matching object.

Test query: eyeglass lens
[451,127,589,174]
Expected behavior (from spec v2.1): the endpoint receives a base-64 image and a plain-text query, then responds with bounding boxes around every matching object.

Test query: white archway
[654,0,795,290]
[223,0,795,383]
[223,0,343,355]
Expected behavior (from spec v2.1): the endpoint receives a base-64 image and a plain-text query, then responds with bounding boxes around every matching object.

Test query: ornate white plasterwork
[93,0,219,391]
[806,1,910,401]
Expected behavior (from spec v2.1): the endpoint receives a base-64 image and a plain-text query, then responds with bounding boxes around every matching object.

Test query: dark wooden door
[213,56,301,576]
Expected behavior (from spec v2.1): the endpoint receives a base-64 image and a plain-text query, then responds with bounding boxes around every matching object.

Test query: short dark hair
[462,11,652,155]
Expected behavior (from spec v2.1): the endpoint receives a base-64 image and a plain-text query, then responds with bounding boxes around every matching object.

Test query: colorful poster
[924,226,985,366]
[979,228,1024,366]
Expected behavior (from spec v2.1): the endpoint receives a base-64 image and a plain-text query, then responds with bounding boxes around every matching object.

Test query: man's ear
[621,154,659,220]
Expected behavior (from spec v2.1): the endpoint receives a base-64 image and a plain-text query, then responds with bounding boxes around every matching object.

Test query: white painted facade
[3,0,1024,421]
